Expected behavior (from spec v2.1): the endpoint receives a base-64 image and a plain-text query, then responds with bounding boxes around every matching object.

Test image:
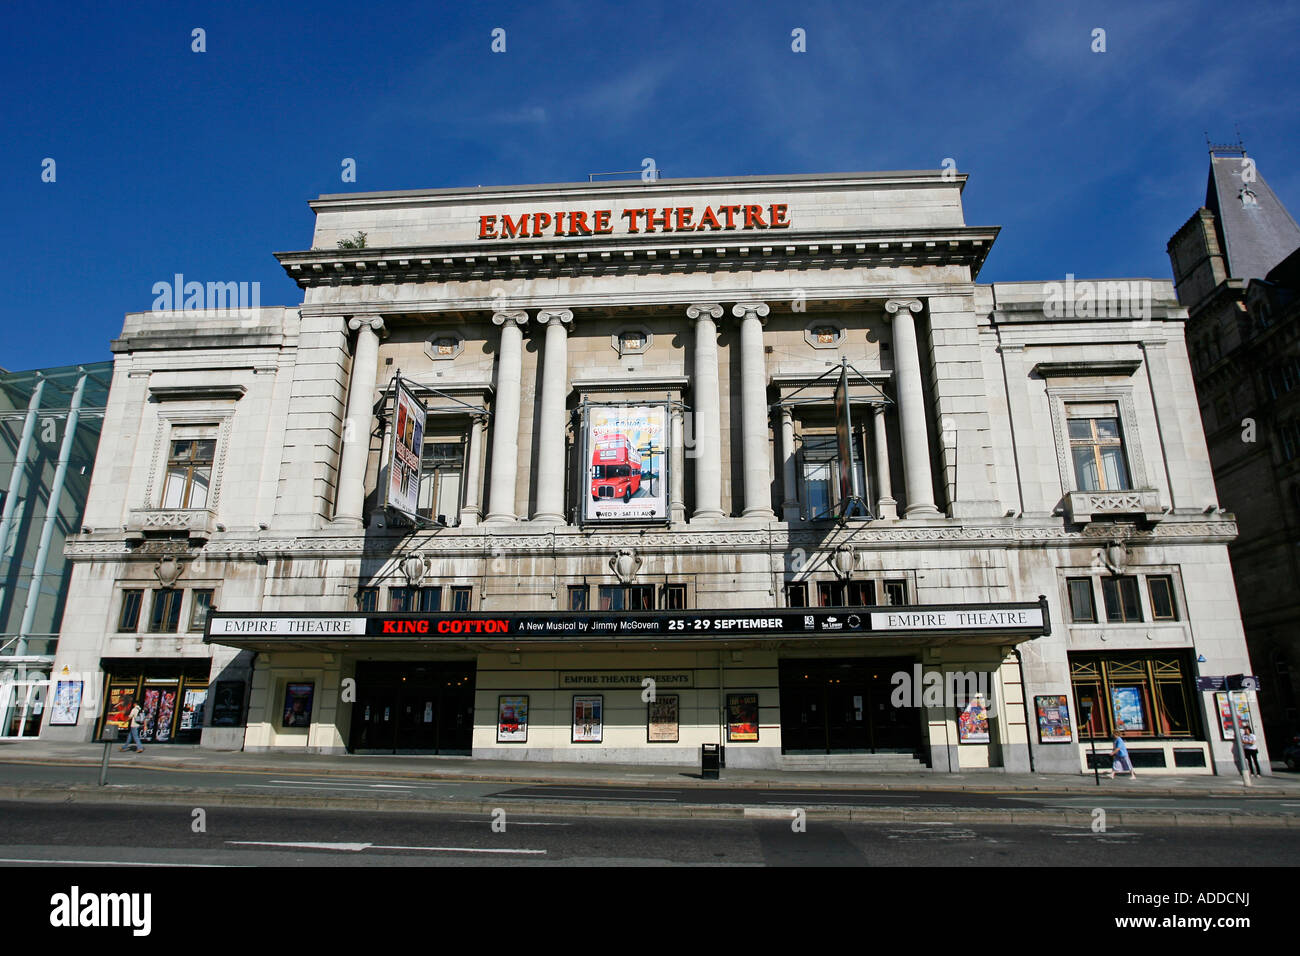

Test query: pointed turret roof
[1206,149,1300,282]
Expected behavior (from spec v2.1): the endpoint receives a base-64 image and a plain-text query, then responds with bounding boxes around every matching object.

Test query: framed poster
[497,695,529,743]
[1110,685,1146,732]
[49,680,83,726]
[727,693,759,742]
[583,403,668,523]
[647,694,679,743]
[211,680,245,727]
[103,685,136,731]
[957,694,990,744]
[1034,694,1073,743]
[179,687,208,732]
[282,682,315,728]
[572,695,603,743]
[1214,692,1254,741]
[386,375,427,521]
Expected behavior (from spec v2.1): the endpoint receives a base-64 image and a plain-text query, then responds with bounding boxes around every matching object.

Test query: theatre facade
[47,171,1264,774]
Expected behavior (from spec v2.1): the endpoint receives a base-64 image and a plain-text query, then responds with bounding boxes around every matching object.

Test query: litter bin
[701,742,721,780]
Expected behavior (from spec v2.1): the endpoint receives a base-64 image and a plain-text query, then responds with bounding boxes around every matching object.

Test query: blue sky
[3,0,1298,370]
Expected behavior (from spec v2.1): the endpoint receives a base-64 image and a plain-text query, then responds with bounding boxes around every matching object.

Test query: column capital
[731,301,770,324]
[347,314,387,336]
[686,303,724,321]
[492,309,529,327]
[883,298,923,318]
[535,308,574,327]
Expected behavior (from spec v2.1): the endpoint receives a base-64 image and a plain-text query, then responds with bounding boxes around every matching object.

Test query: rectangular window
[800,434,866,520]
[357,587,378,612]
[785,583,808,608]
[1147,576,1177,621]
[1101,576,1142,622]
[389,587,414,612]
[1067,578,1097,623]
[1067,404,1131,492]
[663,585,687,611]
[883,580,907,606]
[416,586,442,612]
[450,586,472,611]
[818,581,845,607]
[148,589,183,633]
[1070,653,1197,740]
[161,427,217,509]
[188,589,214,631]
[569,585,589,611]
[847,581,876,606]
[117,589,144,632]
[597,585,653,610]
[418,440,465,525]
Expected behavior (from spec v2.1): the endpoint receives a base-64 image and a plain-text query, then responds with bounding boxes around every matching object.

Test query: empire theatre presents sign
[477,203,791,239]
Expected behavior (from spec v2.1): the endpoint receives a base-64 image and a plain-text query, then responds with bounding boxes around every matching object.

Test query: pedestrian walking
[120,702,145,753]
[1108,730,1136,779]
[1241,725,1261,776]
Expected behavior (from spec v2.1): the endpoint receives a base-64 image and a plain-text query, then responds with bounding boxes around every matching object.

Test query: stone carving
[610,547,642,584]
[402,550,428,586]
[154,555,182,587]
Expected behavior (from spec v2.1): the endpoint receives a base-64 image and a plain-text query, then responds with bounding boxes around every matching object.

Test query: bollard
[99,724,118,786]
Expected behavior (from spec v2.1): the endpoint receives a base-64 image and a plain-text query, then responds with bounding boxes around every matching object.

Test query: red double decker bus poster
[584,403,667,523]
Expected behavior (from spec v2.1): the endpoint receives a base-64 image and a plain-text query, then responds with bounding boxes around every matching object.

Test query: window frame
[356,587,379,612]
[662,584,687,611]
[1047,387,1150,497]
[1146,575,1178,622]
[148,588,183,633]
[1101,575,1143,623]
[1066,577,1098,623]
[568,585,589,611]
[117,589,144,633]
[161,433,217,510]
[784,583,808,608]
[188,589,215,631]
[1066,405,1131,493]
[882,580,907,606]
[450,586,472,611]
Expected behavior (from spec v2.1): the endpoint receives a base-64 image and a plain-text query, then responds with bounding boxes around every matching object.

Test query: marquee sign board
[207,600,1051,646]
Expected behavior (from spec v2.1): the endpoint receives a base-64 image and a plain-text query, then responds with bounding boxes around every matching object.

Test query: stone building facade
[47,171,1260,774]
[1168,147,1300,753]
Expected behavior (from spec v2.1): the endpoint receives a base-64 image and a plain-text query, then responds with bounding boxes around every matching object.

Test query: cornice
[276,226,999,289]
[63,519,1238,561]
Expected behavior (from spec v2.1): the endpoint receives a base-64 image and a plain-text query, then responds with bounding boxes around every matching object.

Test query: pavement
[2,740,1297,797]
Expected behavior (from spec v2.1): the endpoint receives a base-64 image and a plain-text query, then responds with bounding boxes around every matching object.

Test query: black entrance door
[348,661,475,754]
[779,658,921,754]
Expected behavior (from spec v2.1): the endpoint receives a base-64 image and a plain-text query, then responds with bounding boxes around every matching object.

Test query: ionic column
[335,315,386,527]
[533,308,573,523]
[780,406,800,522]
[670,404,686,523]
[732,301,775,519]
[484,309,529,524]
[884,298,940,517]
[459,413,488,527]
[872,403,898,520]
[687,304,724,520]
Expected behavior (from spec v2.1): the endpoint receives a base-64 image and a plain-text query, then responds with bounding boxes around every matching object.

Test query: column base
[903,503,943,518]
[458,509,482,528]
[741,507,776,520]
[332,516,364,529]
[482,513,518,525]
[875,497,898,520]
[531,512,565,524]
[691,509,725,521]
[781,503,801,523]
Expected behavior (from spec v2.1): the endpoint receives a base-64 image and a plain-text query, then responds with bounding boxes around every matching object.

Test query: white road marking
[0,857,233,867]
[238,783,393,793]
[453,820,572,826]
[226,840,545,855]
[498,793,676,802]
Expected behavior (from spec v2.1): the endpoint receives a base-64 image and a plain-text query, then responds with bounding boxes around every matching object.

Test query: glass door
[1,681,49,739]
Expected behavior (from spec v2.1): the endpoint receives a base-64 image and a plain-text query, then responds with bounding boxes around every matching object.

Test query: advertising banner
[727,693,759,742]
[583,404,667,523]
[647,694,679,743]
[386,376,427,521]
[958,694,990,744]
